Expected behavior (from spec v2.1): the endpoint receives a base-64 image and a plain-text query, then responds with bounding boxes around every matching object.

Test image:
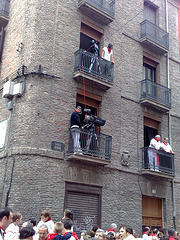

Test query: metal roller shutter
[64,183,102,237]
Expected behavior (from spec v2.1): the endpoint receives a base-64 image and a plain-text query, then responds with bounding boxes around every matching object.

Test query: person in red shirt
[48,222,72,240]
[168,228,176,240]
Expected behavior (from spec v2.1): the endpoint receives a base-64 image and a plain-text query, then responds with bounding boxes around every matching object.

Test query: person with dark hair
[0,208,13,240]
[48,221,72,240]
[70,106,82,154]
[120,227,135,240]
[168,228,176,240]
[61,218,78,240]
[102,44,114,63]
[142,227,150,240]
[29,219,36,228]
[86,231,95,238]
[37,210,54,234]
[101,43,114,79]
[19,226,35,240]
[5,212,22,240]
[62,210,74,221]
[92,226,99,233]
[105,232,115,240]
[29,219,37,237]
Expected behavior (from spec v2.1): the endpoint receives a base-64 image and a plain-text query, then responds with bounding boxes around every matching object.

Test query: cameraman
[70,106,83,154]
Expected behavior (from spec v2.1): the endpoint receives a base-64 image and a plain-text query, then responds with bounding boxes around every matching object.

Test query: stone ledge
[1,147,64,160]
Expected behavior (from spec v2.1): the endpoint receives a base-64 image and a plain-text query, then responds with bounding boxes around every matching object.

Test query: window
[64,182,102,237]
[143,63,156,82]
[142,57,159,99]
[143,56,158,82]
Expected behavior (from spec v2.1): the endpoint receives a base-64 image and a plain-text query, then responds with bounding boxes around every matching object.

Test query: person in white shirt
[101,43,114,78]
[102,44,114,63]
[161,137,175,171]
[0,208,13,240]
[161,137,174,154]
[5,213,22,240]
[36,210,54,240]
[148,135,161,171]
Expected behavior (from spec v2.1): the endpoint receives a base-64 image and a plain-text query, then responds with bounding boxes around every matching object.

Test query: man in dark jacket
[70,106,82,154]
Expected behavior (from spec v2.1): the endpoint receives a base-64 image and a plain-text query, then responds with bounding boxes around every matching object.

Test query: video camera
[83,109,106,129]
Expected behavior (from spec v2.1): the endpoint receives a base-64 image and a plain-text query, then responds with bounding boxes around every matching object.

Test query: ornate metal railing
[78,0,115,17]
[140,20,169,50]
[74,49,114,83]
[141,147,174,175]
[140,79,171,108]
[68,128,112,160]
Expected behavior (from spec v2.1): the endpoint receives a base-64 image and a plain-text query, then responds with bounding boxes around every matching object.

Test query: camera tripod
[83,122,100,155]
[89,53,102,74]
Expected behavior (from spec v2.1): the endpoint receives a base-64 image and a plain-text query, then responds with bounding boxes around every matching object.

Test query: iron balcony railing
[78,0,115,17]
[74,49,114,83]
[0,0,10,17]
[140,20,169,50]
[140,79,171,108]
[141,147,175,175]
[68,128,112,160]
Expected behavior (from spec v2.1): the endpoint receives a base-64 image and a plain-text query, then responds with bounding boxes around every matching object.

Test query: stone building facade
[0,0,180,235]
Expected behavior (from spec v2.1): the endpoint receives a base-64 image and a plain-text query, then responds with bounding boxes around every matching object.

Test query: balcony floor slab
[67,153,111,166]
[141,169,174,179]
[78,1,115,24]
[73,70,113,90]
[140,98,171,112]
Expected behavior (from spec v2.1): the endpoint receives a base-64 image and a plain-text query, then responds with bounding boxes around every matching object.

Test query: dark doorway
[76,102,97,127]
[144,125,158,147]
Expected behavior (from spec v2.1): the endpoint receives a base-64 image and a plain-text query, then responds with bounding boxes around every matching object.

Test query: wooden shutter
[144,117,159,130]
[142,196,162,229]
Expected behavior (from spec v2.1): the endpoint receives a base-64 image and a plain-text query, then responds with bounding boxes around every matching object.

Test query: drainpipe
[165,0,176,231]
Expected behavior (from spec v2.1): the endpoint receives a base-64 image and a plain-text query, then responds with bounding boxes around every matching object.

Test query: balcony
[140,20,169,54]
[141,147,175,178]
[73,49,114,90]
[0,0,10,27]
[139,79,171,112]
[78,0,115,24]
[68,128,112,166]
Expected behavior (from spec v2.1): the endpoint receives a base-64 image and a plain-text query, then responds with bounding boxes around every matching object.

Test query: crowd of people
[0,208,178,240]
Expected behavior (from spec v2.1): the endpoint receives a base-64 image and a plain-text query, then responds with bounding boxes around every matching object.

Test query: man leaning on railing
[101,43,114,78]
[148,135,161,171]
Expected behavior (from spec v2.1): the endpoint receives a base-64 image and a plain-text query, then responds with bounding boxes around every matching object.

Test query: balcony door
[80,22,103,54]
[144,1,156,24]
[143,61,157,99]
[144,117,159,147]
[76,89,101,129]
